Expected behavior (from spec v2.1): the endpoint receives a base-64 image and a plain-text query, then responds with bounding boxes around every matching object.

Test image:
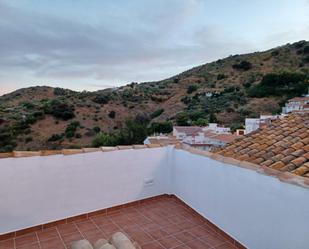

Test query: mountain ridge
[0,40,309,151]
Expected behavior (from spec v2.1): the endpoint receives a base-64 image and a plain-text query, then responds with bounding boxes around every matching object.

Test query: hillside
[1,40,309,151]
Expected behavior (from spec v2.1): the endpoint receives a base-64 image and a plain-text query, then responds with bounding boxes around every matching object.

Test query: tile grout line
[73,222,85,240]
[55,226,68,249]
[133,200,227,249]
[132,201,189,249]
[35,232,42,249]
[88,216,109,239]
[6,197,240,249]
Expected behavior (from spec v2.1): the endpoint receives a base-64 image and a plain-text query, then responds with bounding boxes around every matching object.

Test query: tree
[209,113,217,123]
[192,118,208,126]
[118,119,148,145]
[149,122,173,134]
[230,123,244,132]
[176,112,189,126]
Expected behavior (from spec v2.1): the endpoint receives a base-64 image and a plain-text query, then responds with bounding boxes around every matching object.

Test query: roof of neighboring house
[147,136,180,145]
[204,131,240,143]
[214,134,240,143]
[216,113,309,178]
[173,126,203,135]
[288,96,309,102]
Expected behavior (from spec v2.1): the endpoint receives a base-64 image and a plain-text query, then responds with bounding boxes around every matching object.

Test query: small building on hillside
[173,126,203,140]
[173,124,239,151]
[245,115,281,134]
[182,130,240,151]
[173,123,230,140]
[282,96,309,114]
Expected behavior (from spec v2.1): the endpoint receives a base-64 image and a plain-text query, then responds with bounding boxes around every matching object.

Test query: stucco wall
[1,147,309,249]
[0,147,169,234]
[172,149,309,249]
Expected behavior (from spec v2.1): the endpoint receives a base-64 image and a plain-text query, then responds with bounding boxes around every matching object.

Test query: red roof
[174,126,203,135]
[288,96,309,102]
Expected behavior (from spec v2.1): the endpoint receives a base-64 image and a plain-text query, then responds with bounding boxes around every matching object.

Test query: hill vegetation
[0,41,309,151]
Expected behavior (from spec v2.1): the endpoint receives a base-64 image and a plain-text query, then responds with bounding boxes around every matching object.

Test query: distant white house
[182,130,240,151]
[282,96,309,114]
[173,124,239,151]
[245,115,282,134]
[206,123,231,134]
[173,126,203,140]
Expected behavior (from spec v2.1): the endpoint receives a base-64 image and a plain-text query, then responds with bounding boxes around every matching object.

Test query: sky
[0,0,308,95]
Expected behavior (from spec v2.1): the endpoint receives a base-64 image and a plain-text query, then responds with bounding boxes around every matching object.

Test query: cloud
[0,0,308,94]
[0,0,208,85]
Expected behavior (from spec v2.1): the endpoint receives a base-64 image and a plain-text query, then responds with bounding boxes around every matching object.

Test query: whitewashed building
[245,115,282,134]
[282,96,309,114]
[173,124,238,151]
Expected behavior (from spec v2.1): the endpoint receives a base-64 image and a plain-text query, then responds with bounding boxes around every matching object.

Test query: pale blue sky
[0,0,308,95]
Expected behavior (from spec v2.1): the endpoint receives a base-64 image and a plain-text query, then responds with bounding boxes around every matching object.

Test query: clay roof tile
[215,113,309,179]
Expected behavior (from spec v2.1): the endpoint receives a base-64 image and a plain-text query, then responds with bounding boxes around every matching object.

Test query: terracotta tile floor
[0,198,237,249]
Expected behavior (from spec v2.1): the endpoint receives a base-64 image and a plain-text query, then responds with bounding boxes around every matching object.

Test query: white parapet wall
[0,147,171,234]
[172,149,309,249]
[1,146,309,249]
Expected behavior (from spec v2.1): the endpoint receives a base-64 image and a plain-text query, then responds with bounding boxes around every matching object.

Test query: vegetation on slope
[0,41,309,151]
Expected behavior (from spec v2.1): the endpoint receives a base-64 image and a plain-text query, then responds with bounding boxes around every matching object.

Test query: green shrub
[24,115,38,125]
[93,126,101,133]
[271,50,279,56]
[44,100,75,120]
[217,74,227,80]
[108,111,116,119]
[232,60,252,71]
[118,119,148,145]
[0,128,16,152]
[93,94,110,104]
[54,88,67,96]
[75,133,82,138]
[188,110,206,121]
[65,121,80,138]
[150,109,164,119]
[247,72,308,98]
[187,85,198,94]
[21,102,35,109]
[25,137,33,143]
[92,133,119,147]
[209,112,217,123]
[303,55,309,64]
[176,112,190,126]
[192,118,208,126]
[230,123,244,132]
[48,134,63,142]
[0,144,15,152]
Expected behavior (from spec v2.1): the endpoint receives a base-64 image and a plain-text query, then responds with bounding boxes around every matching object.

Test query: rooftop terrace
[0,196,237,249]
[0,139,309,249]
